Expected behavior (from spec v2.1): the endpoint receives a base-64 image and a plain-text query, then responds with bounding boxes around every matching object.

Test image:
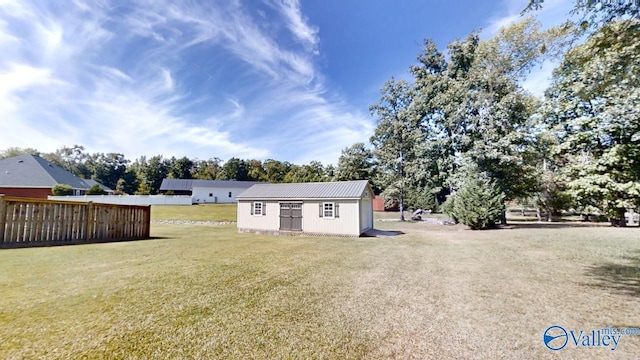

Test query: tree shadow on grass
[504,221,619,230]
[584,251,640,297]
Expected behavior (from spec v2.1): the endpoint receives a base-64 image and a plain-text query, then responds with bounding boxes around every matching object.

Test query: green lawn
[151,204,237,222]
[1,207,639,359]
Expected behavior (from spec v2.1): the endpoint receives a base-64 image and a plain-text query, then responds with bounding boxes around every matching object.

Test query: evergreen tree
[444,169,506,230]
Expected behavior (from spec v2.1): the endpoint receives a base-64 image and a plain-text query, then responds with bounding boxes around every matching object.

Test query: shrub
[444,173,505,230]
[86,184,107,195]
[51,184,73,196]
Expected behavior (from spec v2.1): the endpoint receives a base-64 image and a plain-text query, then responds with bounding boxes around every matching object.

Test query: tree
[46,145,90,179]
[443,169,506,230]
[132,155,169,194]
[86,184,107,195]
[220,158,249,181]
[84,153,129,190]
[525,0,640,31]
[543,20,640,225]
[169,156,194,179]
[409,19,562,223]
[193,158,223,180]
[0,147,41,159]
[263,159,292,183]
[335,142,375,181]
[283,161,327,183]
[370,78,420,221]
[246,160,267,182]
[52,184,73,196]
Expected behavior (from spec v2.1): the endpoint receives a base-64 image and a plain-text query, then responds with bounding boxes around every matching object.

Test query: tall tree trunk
[500,209,507,225]
[399,140,405,221]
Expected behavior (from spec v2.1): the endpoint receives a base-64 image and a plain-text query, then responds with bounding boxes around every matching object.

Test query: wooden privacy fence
[0,195,150,248]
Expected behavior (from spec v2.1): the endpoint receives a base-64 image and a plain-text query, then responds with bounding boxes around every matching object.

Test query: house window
[209,193,213,197]
[228,191,232,198]
[323,202,334,218]
[253,202,263,216]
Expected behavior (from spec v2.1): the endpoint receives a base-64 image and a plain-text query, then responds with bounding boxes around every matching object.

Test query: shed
[236,180,374,237]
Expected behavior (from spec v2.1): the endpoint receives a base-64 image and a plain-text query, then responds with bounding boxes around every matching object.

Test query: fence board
[0,197,150,248]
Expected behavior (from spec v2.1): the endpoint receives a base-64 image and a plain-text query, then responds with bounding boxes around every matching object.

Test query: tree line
[0,145,372,195]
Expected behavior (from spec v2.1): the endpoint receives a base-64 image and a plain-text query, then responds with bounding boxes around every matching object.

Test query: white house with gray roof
[160,179,262,204]
[236,180,374,237]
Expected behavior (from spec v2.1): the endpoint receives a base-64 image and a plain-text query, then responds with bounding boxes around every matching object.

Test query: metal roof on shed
[160,179,263,191]
[236,180,371,200]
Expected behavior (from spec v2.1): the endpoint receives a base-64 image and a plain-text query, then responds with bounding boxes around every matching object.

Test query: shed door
[280,203,302,231]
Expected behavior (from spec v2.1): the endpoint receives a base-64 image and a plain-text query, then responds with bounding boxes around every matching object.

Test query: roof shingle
[0,154,90,189]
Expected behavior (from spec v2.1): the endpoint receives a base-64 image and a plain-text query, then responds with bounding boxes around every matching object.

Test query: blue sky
[0,0,573,165]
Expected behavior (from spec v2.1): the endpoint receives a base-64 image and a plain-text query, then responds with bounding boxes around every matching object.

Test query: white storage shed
[236,180,374,237]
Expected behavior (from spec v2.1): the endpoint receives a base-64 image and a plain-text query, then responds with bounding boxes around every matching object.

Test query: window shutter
[250,202,254,215]
[335,203,340,218]
[319,203,323,217]
[262,203,266,216]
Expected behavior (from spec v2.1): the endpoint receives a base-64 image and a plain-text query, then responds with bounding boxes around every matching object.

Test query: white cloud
[273,0,319,54]
[0,0,372,165]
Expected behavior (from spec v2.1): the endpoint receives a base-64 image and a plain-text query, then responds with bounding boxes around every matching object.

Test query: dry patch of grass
[0,213,638,359]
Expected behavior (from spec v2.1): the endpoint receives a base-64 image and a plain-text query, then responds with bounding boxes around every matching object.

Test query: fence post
[0,195,6,244]
[144,205,151,238]
[85,201,94,242]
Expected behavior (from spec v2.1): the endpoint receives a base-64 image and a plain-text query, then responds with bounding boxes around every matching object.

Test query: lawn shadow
[584,251,640,297]
[361,229,405,237]
[0,236,175,249]
[505,221,615,230]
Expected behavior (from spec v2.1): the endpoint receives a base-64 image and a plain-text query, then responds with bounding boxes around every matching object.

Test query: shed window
[228,192,232,198]
[252,202,264,216]
[323,202,334,218]
[209,193,213,197]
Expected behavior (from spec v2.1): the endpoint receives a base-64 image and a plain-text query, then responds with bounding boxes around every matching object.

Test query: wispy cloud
[273,0,319,54]
[0,0,371,164]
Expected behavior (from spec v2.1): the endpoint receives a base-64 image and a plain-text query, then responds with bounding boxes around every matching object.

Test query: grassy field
[151,204,237,222]
[1,206,639,359]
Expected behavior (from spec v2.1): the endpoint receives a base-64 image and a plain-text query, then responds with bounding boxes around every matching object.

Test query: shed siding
[237,201,280,231]
[301,200,360,236]
[360,197,373,232]
[237,199,363,236]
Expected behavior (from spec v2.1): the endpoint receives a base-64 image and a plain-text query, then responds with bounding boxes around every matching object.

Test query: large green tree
[544,20,640,225]
[409,18,564,223]
[335,142,376,182]
[370,78,421,221]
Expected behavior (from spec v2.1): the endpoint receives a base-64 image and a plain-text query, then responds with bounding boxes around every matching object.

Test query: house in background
[0,154,106,198]
[236,180,374,237]
[159,179,262,204]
